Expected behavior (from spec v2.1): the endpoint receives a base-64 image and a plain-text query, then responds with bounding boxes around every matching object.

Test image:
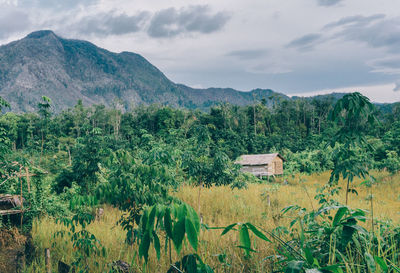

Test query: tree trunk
[198,180,203,214]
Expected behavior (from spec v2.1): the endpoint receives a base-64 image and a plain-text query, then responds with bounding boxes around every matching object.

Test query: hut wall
[271,157,283,175]
[241,165,268,176]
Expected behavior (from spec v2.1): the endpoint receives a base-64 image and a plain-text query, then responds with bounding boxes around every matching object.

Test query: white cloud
[0,0,399,103]
[394,82,400,92]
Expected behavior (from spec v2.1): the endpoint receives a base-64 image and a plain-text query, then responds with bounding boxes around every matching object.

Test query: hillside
[0,30,286,112]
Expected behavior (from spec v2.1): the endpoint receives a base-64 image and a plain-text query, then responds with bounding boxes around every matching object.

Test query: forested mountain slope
[0,30,285,112]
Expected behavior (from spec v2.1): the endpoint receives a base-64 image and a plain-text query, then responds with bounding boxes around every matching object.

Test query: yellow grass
[28,171,400,272]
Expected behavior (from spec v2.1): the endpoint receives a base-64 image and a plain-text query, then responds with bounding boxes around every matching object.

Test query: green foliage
[328,92,376,147]
[220,222,271,258]
[0,97,11,177]
[54,195,106,272]
[167,254,214,273]
[182,126,240,189]
[2,93,400,272]
[54,128,108,193]
[269,184,400,272]
[0,96,10,112]
[38,96,52,119]
[96,149,175,245]
[136,202,201,263]
[284,146,333,175]
[328,93,377,204]
[98,149,174,210]
[382,151,400,174]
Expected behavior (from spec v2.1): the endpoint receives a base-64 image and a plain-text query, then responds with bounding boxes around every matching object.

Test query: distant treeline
[1,97,400,176]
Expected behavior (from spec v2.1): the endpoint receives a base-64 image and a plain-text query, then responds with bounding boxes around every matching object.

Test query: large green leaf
[374,256,388,273]
[221,223,237,236]
[177,202,188,220]
[185,217,198,251]
[141,210,149,233]
[152,230,161,260]
[187,205,201,233]
[239,224,251,256]
[246,223,271,242]
[164,208,173,238]
[147,205,157,230]
[182,254,198,273]
[139,231,151,262]
[304,247,314,266]
[172,218,186,254]
[332,207,348,227]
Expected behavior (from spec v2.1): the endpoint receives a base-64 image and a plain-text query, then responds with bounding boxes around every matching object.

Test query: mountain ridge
[0,30,286,112]
[0,30,392,113]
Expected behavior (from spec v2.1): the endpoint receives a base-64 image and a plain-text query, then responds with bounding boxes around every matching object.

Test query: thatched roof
[235,153,285,166]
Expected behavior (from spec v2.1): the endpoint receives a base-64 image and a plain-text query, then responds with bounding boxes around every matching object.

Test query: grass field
[27,171,400,272]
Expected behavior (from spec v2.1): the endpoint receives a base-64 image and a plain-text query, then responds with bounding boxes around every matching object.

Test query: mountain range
[2,30,394,113]
[0,30,291,112]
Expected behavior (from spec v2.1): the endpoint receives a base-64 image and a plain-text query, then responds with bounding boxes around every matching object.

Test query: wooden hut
[235,153,284,177]
[0,194,24,216]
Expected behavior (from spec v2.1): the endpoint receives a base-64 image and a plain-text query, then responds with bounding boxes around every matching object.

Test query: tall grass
[27,171,400,272]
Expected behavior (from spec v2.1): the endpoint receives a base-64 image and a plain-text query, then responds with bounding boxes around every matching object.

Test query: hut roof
[235,153,285,166]
[0,194,23,208]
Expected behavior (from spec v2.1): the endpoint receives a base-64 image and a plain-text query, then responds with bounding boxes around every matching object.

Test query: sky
[1,0,400,103]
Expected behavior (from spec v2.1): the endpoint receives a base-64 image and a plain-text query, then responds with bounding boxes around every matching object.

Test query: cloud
[323,14,386,29]
[288,14,400,54]
[247,63,292,74]
[316,0,343,7]
[332,16,400,53]
[369,57,400,74]
[18,0,98,10]
[286,33,322,51]
[73,11,150,36]
[0,9,30,38]
[0,3,230,40]
[394,82,400,92]
[147,5,230,38]
[0,0,17,5]
[226,49,267,60]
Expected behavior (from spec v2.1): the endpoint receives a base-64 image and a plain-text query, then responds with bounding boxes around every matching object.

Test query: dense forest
[1,93,400,272]
[1,95,400,179]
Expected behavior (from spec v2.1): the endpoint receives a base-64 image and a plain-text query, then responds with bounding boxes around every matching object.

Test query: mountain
[0,30,287,112]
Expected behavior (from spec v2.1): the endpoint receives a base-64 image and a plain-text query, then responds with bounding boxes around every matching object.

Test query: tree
[58,136,75,166]
[328,92,377,204]
[38,96,52,164]
[97,149,174,244]
[54,128,107,194]
[183,125,240,213]
[183,125,212,213]
[0,96,10,112]
[0,97,10,179]
[382,151,400,174]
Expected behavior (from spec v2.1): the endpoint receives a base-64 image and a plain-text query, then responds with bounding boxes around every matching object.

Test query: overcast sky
[1,0,400,102]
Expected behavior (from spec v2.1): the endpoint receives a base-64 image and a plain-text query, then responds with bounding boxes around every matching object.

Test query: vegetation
[1,93,400,272]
